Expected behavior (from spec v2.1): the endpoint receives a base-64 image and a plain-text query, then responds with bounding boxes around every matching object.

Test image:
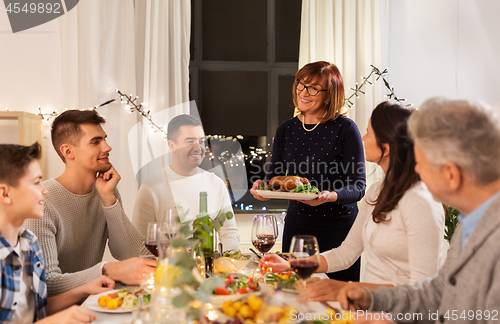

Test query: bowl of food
[214,250,252,273]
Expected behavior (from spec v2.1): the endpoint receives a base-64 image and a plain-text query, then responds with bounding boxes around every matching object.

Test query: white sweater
[132,166,240,252]
[24,178,147,296]
[321,181,445,286]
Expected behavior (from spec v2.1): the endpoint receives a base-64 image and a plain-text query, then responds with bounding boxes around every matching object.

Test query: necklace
[300,112,325,132]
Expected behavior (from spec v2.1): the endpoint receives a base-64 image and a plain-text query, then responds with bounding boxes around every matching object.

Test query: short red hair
[293,61,345,122]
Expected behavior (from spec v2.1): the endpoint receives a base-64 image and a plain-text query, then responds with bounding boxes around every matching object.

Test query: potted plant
[445,206,460,243]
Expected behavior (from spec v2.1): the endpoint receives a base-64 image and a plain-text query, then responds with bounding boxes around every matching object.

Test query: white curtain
[135,0,191,113]
[299,0,388,185]
[58,0,192,213]
[58,0,139,216]
[133,0,192,185]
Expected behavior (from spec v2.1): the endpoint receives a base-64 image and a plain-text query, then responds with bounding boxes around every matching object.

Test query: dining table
[81,260,342,324]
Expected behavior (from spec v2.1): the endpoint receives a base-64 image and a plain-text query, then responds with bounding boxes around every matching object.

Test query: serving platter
[255,190,319,200]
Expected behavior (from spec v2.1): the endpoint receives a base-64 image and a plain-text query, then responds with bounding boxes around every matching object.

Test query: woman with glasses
[259,101,445,301]
[250,61,366,281]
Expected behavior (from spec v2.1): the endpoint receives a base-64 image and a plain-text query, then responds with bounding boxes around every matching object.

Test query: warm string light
[37,95,118,122]
[345,64,409,109]
[37,107,59,121]
[35,65,406,162]
[116,89,169,140]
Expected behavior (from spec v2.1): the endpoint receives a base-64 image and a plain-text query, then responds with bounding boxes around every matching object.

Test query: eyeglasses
[295,80,328,96]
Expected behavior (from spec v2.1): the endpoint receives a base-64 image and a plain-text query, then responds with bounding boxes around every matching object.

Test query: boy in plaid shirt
[0,143,114,324]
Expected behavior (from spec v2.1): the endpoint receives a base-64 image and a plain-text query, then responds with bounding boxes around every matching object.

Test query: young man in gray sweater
[25,110,156,296]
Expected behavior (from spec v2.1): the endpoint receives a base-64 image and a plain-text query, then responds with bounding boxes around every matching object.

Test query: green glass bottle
[192,191,214,277]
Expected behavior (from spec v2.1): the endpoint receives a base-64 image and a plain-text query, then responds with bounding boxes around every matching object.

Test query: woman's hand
[299,190,338,206]
[306,278,347,301]
[259,253,290,273]
[250,179,271,201]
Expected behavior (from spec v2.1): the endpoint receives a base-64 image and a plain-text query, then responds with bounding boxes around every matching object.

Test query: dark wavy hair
[369,101,419,222]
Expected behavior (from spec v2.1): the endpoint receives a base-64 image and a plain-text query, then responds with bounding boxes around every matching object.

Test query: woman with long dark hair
[261,101,445,298]
[251,61,366,281]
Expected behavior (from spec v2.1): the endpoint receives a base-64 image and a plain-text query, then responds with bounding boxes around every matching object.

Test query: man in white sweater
[133,114,240,252]
[24,110,156,296]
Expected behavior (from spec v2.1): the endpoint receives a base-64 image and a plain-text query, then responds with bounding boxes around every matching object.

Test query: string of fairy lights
[345,65,407,109]
[34,65,405,165]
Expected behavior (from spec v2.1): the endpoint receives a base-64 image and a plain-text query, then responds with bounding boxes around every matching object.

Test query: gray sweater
[24,178,148,296]
[368,193,500,323]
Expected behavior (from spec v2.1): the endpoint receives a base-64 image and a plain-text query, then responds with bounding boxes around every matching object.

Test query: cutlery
[249,248,262,259]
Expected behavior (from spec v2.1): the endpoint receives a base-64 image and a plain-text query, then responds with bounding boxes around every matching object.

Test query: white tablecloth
[81,270,336,324]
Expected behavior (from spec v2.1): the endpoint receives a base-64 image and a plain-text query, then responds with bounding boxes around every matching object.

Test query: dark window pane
[201,71,268,136]
[202,0,267,61]
[278,74,296,124]
[190,0,196,60]
[275,0,301,62]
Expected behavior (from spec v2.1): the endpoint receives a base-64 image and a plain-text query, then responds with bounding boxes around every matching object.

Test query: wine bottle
[192,191,214,277]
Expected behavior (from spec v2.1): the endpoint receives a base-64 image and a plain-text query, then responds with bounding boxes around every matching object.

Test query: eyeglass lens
[295,80,322,96]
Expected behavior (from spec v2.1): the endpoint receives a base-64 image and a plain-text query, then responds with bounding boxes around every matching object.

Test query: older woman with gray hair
[335,97,500,323]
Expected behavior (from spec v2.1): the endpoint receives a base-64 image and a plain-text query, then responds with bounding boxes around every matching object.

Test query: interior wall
[0,9,66,181]
[387,0,500,108]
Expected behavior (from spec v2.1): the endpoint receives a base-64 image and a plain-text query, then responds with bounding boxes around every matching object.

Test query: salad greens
[292,183,320,194]
[259,183,319,193]
[222,250,248,260]
[264,271,300,290]
[214,274,259,295]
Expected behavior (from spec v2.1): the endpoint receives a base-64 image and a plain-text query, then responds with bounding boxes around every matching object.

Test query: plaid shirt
[0,228,47,323]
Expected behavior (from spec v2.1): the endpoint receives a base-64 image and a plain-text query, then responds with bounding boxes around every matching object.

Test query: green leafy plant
[445,206,460,243]
[164,204,234,321]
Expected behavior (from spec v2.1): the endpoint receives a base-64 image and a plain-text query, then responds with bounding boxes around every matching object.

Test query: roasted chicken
[268,176,309,192]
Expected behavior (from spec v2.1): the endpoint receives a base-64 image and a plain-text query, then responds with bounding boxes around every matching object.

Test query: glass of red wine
[289,235,320,281]
[251,214,278,256]
[145,222,161,257]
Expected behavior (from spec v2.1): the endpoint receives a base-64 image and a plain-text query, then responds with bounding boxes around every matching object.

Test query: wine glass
[145,222,161,257]
[155,208,181,260]
[162,208,180,242]
[289,235,320,281]
[251,214,278,256]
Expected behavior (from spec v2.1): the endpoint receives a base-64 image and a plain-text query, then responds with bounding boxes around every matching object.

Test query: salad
[221,250,249,260]
[292,183,320,194]
[213,274,259,295]
[263,271,300,290]
[98,288,150,310]
[259,183,320,193]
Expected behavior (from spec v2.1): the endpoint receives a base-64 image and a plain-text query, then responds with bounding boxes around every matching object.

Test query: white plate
[209,293,248,308]
[255,190,319,200]
[85,289,150,313]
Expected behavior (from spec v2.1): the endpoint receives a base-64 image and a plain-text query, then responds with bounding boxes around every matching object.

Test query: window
[190,0,302,210]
